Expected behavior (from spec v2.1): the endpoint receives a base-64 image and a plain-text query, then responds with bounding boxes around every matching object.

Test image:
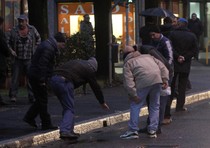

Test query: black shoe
[60,131,80,139]
[176,107,187,112]
[138,126,147,133]
[41,124,58,130]
[23,117,38,128]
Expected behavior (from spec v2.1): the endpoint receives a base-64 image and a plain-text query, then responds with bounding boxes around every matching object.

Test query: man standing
[0,17,10,106]
[188,13,203,60]
[23,32,66,130]
[7,14,41,103]
[165,18,197,119]
[49,57,109,140]
[120,46,169,139]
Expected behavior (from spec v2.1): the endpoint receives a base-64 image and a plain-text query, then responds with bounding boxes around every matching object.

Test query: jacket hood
[88,57,98,72]
[124,51,141,64]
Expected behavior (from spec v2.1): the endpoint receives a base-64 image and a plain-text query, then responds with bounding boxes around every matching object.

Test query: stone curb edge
[0,90,210,148]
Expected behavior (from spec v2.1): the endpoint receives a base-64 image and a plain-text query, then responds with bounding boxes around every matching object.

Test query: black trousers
[24,78,51,126]
[165,72,189,118]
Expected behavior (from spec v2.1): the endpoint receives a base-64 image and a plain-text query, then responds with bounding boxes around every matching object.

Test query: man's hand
[178,56,185,63]
[129,96,140,104]
[101,103,109,110]
[10,49,17,57]
[162,81,168,89]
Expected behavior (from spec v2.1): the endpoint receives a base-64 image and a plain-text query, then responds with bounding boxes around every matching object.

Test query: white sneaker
[148,130,157,138]
[120,131,139,139]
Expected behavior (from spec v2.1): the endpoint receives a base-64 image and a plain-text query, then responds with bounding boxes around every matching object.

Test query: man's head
[172,17,179,27]
[54,32,66,50]
[163,17,172,25]
[17,14,28,30]
[83,14,90,22]
[123,46,135,54]
[191,13,197,20]
[149,25,161,41]
[177,18,188,27]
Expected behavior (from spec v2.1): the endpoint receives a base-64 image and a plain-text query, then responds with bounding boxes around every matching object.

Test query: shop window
[57,2,135,46]
[189,2,200,18]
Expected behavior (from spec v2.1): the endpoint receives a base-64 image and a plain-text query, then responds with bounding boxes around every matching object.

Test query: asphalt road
[32,98,210,148]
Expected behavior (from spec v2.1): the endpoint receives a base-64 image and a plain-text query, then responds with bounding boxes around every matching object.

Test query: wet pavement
[32,98,210,148]
[0,59,210,147]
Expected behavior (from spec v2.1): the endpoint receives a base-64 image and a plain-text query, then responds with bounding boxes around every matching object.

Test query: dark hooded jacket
[53,58,105,104]
[28,37,59,82]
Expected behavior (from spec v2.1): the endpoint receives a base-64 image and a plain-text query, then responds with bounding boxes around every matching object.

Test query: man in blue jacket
[23,32,66,130]
[49,57,109,141]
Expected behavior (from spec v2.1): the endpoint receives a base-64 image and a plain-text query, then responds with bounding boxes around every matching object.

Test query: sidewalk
[0,59,210,147]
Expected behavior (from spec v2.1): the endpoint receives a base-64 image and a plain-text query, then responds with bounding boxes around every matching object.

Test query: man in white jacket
[120,46,169,139]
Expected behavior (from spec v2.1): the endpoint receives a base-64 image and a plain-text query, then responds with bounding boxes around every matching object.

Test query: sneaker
[120,131,139,139]
[60,131,80,139]
[162,118,172,125]
[148,130,157,138]
[10,97,16,102]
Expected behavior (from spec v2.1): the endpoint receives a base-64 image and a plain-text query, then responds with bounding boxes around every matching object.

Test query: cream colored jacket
[123,51,169,98]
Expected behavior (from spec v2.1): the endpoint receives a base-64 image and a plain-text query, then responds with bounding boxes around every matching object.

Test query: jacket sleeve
[37,47,55,82]
[123,62,137,98]
[153,57,169,82]
[87,76,105,104]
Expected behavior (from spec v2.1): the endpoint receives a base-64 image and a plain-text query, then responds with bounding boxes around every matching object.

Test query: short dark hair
[54,32,66,43]
[164,17,172,24]
[149,25,161,33]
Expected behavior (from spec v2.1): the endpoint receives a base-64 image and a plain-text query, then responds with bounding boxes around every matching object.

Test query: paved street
[33,98,210,148]
[0,58,210,147]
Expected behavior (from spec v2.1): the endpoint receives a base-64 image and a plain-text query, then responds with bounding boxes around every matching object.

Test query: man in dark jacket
[165,18,197,119]
[49,57,109,141]
[23,32,66,130]
[0,17,10,106]
[188,13,203,60]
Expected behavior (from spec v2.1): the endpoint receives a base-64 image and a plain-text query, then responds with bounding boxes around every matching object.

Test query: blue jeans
[9,59,33,99]
[129,83,161,132]
[49,75,75,134]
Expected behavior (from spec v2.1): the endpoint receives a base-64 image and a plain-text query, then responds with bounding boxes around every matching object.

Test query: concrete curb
[0,90,210,148]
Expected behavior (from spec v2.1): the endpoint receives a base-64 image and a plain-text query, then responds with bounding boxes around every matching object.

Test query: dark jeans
[165,72,189,118]
[24,78,51,126]
[9,59,34,99]
[49,75,75,133]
